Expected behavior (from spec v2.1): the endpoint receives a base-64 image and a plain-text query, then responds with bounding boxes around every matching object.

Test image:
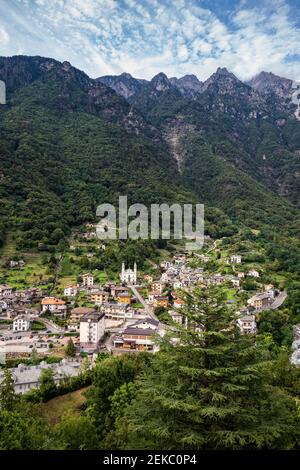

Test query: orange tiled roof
[42,297,66,305]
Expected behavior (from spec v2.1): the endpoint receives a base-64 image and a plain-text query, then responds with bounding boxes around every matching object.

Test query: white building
[173,280,183,289]
[9,259,25,268]
[41,297,67,317]
[120,262,137,284]
[264,285,275,298]
[173,253,186,264]
[0,300,8,312]
[248,269,260,278]
[168,310,185,326]
[0,359,81,394]
[231,278,240,288]
[13,316,31,332]
[160,260,173,269]
[0,284,12,297]
[80,311,105,350]
[82,273,94,287]
[174,298,185,309]
[230,255,242,264]
[64,285,78,297]
[237,315,257,335]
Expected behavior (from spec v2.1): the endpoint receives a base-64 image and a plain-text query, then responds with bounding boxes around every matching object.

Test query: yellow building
[90,290,109,305]
[117,293,131,304]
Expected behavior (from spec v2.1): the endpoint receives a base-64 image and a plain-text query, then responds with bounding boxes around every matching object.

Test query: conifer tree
[65,338,76,357]
[116,287,299,450]
[0,369,17,411]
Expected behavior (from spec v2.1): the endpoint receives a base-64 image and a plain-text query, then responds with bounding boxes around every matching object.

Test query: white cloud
[0,25,9,46]
[0,0,299,81]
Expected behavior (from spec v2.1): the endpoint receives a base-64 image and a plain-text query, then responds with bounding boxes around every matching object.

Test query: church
[120,262,137,285]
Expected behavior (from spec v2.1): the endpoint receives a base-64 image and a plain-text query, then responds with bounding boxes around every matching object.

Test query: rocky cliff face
[98,67,297,120]
[111,66,299,206]
[98,71,203,99]
[247,71,298,117]
[169,74,203,97]
[150,72,173,92]
[196,67,268,119]
[97,72,147,99]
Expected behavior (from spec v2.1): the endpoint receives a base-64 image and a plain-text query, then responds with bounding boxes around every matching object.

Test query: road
[270,291,287,310]
[146,259,159,269]
[206,239,219,253]
[129,284,159,321]
[37,317,64,333]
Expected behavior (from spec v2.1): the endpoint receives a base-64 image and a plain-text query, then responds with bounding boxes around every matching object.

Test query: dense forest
[0,56,300,254]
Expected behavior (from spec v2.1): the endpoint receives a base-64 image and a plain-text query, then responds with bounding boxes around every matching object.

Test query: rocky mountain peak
[201,67,245,94]
[170,74,203,96]
[247,71,293,98]
[151,72,171,91]
[96,72,146,99]
[215,66,231,75]
[62,61,72,71]
[120,72,133,79]
[179,73,201,83]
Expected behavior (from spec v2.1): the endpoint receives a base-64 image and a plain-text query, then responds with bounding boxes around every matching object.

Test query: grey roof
[251,292,272,301]
[80,311,105,322]
[239,315,256,321]
[123,328,156,336]
[0,360,81,386]
[71,307,95,315]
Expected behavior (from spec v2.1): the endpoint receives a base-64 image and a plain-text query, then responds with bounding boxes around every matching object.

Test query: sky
[0,0,299,81]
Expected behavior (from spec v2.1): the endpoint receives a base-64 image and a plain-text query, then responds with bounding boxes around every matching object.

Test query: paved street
[38,317,64,333]
[129,284,159,321]
[270,291,287,310]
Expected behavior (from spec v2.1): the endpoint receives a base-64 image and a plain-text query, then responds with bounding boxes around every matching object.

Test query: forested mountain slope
[0,55,299,254]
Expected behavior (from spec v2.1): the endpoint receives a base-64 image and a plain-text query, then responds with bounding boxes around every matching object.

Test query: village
[0,227,290,393]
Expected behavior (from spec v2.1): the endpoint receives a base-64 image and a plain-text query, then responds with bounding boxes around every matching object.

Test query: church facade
[120,262,137,284]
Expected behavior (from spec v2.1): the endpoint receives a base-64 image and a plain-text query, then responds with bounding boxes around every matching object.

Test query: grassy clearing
[222,287,236,301]
[96,272,108,284]
[0,259,50,289]
[39,387,89,426]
